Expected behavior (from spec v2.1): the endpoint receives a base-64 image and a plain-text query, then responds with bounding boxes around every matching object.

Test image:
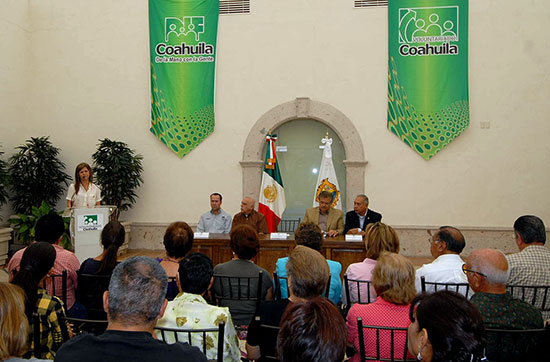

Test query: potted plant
[0,147,11,265]
[7,136,70,248]
[92,138,143,254]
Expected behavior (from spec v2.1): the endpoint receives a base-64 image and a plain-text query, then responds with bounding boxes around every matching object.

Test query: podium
[69,206,116,263]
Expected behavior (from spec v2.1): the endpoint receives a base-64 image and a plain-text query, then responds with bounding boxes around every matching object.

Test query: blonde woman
[342,222,400,304]
[0,282,48,362]
[346,253,416,362]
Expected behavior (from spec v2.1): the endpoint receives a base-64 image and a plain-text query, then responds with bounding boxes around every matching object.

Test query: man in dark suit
[344,194,382,235]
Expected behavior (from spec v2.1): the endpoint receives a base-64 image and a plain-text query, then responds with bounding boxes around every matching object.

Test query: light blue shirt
[197,209,232,234]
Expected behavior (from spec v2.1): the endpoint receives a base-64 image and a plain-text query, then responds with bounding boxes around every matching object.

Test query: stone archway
[240,97,368,211]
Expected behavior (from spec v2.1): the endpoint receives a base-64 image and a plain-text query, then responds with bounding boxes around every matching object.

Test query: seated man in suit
[303,191,344,237]
[344,194,382,235]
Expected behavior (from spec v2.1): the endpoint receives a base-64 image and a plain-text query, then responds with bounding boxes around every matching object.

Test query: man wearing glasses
[465,248,543,357]
[415,226,468,294]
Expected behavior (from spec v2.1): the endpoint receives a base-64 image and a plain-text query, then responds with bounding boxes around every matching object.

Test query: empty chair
[276,218,301,233]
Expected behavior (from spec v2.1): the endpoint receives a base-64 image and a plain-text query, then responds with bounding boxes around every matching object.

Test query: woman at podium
[66,163,101,208]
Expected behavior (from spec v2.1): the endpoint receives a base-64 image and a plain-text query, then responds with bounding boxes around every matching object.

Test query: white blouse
[66,183,102,208]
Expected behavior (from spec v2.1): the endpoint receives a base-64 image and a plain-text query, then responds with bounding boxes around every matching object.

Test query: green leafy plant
[8,201,71,248]
[8,136,70,215]
[92,138,144,220]
[0,148,9,209]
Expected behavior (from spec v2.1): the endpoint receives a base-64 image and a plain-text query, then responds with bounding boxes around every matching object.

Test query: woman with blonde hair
[342,222,400,304]
[0,282,48,361]
[346,253,416,362]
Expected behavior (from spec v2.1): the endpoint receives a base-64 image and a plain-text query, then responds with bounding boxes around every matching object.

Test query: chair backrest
[43,270,68,307]
[213,270,264,322]
[356,317,416,362]
[274,272,331,300]
[420,276,471,298]
[32,313,42,359]
[63,316,109,337]
[76,272,111,320]
[276,218,301,233]
[259,319,281,361]
[485,326,549,362]
[344,274,375,306]
[155,321,225,362]
[506,284,550,315]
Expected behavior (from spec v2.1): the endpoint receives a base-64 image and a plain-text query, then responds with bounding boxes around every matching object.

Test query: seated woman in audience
[246,245,330,361]
[342,222,400,304]
[77,221,125,319]
[213,224,273,327]
[11,242,69,359]
[0,282,49,362]
[346,252,416,362]
[277,297,347,362]
[275,222,342,304]
[408,291,486,362]
[158,221,194,300]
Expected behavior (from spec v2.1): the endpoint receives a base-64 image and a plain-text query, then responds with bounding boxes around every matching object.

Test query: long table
[189,234,367,279]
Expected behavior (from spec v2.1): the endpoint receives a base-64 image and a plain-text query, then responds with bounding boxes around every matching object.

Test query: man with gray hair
[343,194,382,235]
[55,257,207,362]
[466,248,543,330]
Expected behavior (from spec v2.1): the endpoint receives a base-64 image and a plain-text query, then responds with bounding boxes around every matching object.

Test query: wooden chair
[212,271,264,324]
[76,272,111,320]
[155,321,225,362]
[420,276,471,298]
[273,272,331,300]
[276,218,301,233]
[356,317,416,362]
[484,326,549,362]
[506,284,550,318]
[63,316,108,337]
[343,274,375,307]
[43,270,68,307]
[258,318,281,361]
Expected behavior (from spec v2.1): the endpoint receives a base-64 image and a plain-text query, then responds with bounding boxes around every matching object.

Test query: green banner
[149,0,219,158]
[388,0,469,160]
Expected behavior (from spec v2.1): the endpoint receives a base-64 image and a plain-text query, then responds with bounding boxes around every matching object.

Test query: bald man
[231,197,269,234]
[466,248,543,330]
[415,226,468,295]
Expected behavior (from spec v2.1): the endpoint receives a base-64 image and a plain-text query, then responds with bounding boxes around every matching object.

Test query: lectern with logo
[70,206,116,262]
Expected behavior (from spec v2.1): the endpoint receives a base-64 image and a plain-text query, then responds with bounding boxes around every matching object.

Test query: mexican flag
[258,134,286,232]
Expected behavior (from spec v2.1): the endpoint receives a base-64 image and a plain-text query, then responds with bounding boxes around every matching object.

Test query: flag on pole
[313,134,342,210]
[258,134,286,232]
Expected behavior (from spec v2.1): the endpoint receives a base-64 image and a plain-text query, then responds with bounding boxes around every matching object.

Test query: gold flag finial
[325,130,329,138]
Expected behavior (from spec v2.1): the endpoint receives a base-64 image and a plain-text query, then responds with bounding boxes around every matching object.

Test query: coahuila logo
[398,6,459,57]
[155,16,214,63]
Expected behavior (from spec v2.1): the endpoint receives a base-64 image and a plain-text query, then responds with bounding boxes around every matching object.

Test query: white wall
[1,0,549,228]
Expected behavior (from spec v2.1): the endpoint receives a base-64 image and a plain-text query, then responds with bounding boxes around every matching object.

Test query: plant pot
[0,227,13,266]
[118,221,132,256]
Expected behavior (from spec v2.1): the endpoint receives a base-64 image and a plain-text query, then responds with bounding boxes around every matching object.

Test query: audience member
[0,282,49,362]
[408,291,486,362]
[346,253,416,362]
[344,194,382,235]
[466,248,543,329]
[66,162,101,208]
[246,245,330,362]
[55,256,206,362]
[343,222,400,304]
[303,191,344,237]
[507,215,550,319]
[79,221,125,275]
[415,226,468,294]
[11,242,69,360]
[277,297,347,362]
[231,197,269,234]
[197,193,232,234]
[159,221,194,300]
[213,225,273,326]
[275,222,342,303]
[8,214,80,313]
[156,253,240,362]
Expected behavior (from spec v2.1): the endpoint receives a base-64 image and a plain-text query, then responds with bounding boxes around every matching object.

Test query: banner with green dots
[149,0,219,158]
[388,0,469,160]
